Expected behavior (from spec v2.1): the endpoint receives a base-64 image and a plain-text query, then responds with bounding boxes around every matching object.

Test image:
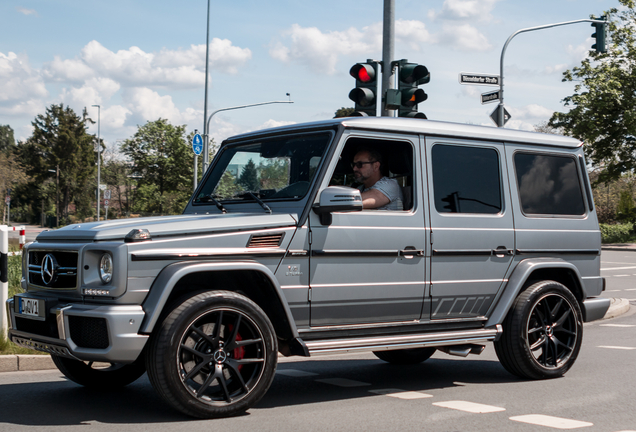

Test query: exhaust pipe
[439,344,485,358]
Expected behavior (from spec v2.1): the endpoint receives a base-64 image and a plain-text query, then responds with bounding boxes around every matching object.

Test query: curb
[602,245,636,252]
[602,298,631,320]
[0,354,54,373]
[1,298,631,373]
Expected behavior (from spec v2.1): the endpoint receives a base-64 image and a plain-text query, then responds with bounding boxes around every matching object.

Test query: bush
[600,223,636,243]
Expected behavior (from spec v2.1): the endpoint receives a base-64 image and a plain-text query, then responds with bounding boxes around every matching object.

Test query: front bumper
[6,295,148,363]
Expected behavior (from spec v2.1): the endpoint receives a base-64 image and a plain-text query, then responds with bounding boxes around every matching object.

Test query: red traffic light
[350,64,376,83]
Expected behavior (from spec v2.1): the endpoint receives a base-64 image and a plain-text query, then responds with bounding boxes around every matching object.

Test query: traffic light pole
[202,99,294,173]
[381,0,395,117]
[498,18,608,127]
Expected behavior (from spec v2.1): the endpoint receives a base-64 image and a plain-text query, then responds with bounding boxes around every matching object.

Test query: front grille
[68,316,109,349]
[28,250,78,289]
[247,232,284,248]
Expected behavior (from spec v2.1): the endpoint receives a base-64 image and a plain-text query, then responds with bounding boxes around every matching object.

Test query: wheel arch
[139,261,300,344]
[486,258,585,328]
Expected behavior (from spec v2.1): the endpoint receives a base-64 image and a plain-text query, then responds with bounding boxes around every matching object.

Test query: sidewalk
[602,243,636,252]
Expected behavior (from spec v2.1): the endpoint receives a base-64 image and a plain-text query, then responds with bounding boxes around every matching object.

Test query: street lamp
[202,99,294,173]
[48,165,59,228]
[92,104,101,221]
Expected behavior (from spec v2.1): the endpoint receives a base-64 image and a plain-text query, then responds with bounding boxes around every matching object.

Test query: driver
[352,148,403,210]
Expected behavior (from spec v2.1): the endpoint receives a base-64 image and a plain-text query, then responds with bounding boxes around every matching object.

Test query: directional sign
[192,133,203,156]
[490,105,511,127]
[459,72,500,86]
[481,90,500,105]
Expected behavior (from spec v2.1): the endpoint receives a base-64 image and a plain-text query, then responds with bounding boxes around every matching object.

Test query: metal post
[202,0,212,173]
[1,225,8,336]
[381,0,395,117]
[92,105,101,219]
[55,165,59,228]
[203,100,294,172]
[498,18,608,127]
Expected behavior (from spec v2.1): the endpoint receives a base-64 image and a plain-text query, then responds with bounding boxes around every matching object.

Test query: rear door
[426,138,515,320]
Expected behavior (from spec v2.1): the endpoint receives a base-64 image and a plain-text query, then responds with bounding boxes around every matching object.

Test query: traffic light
[386,60,429,118]
[348,61,379,116]
[591,16,607,53]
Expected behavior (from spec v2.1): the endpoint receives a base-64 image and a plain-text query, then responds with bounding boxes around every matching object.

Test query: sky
[0,0,618,152]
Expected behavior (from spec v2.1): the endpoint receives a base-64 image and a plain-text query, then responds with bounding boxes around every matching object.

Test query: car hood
[34,213,299,242]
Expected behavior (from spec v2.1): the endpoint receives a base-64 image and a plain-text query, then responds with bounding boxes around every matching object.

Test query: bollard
[0,225,8,337]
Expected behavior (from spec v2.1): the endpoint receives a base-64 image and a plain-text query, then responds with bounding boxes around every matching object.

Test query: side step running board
[304,325,502,356]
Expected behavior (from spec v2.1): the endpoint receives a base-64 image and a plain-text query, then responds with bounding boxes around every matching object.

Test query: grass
[2,247,47,355]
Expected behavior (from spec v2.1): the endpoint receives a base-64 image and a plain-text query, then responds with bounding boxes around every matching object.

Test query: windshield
[194,131,332,204]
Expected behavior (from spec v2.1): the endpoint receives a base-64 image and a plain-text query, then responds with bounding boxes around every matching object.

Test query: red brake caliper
[229,325,245,371]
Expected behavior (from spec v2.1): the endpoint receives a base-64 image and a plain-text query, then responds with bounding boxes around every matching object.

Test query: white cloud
[16,7,36,15]
[122,87,200,126]
[43,40,251,89]
[439,24,492,51]
[270,21,432,74]
[506,104,555,131]
[256,119,296,130]
[429,0,500,21]
[0,51,47,114]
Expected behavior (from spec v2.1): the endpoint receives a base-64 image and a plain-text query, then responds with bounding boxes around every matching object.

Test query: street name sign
[459,72,500,86]
[481,90,500,104]
[192,133,203,156]
[490,105,511,127]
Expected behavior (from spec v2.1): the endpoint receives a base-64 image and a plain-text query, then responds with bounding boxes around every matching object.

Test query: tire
[51,355,146,389]
[494,280,583,380]
[145,290,278,418]
[373,347,436,365]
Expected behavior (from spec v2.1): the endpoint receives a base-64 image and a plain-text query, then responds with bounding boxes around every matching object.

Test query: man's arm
[361,188,391,209]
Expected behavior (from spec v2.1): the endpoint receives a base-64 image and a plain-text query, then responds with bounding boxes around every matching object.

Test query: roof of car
[225,117,582,149]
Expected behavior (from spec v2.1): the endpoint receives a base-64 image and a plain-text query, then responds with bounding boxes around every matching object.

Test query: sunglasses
[351,160,377,169]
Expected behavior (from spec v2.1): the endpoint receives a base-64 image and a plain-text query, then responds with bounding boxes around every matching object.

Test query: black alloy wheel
[146,291,277,418]
[495,280,583,380]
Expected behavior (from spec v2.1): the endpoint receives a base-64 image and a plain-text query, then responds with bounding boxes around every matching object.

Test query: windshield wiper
[196,194,228,213]
[241,192,272,214]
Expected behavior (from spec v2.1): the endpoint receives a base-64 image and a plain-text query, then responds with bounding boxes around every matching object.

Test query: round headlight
[99,253,113,284]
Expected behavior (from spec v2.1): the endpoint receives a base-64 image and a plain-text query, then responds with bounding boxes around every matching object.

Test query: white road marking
[276,369,318,377]
[432,400,505,413]
[601,266,636,271]
[600,324,636,328]
[369,389,433,399]
[315,378,370,387]
[625,288,636,291]
[605,289,622,292]
[614,275,630,277]
[598,346,636,350]
[510,414,592,429]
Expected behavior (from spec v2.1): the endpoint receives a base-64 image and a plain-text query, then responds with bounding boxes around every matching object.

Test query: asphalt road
[0,250,634,431]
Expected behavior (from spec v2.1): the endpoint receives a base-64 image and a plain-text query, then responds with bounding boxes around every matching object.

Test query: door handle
[492,246,514,257]
[400,248,425,259]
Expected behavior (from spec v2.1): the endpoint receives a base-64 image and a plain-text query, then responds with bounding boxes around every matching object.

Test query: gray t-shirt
[359,176,403,210]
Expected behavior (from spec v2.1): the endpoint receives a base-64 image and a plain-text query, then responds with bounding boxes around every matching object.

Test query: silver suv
[7,117,609,418]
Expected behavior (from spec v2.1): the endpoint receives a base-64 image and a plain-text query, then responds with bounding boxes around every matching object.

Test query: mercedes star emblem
[41,253,58,286]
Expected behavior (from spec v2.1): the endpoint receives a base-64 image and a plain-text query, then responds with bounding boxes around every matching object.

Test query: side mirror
[313,186,363,225]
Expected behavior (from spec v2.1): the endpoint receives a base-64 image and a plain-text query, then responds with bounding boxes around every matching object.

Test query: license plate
[15,296,45,320]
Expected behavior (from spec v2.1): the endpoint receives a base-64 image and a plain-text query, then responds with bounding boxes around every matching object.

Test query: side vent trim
[247,232,285,248]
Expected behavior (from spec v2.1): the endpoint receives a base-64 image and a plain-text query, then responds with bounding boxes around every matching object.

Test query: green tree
[0,125,16,154]
[549,0,636,183]
[259,159,289,190]
[238,159,259,192]
[121,119,192,215]
[334,107,356,118]
[17,104,96,223]
[616,189,636,221]
[215,171,240,199]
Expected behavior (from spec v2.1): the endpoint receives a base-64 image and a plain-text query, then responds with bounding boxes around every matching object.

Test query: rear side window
[432,144,502,214]
[514,153,585,216]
